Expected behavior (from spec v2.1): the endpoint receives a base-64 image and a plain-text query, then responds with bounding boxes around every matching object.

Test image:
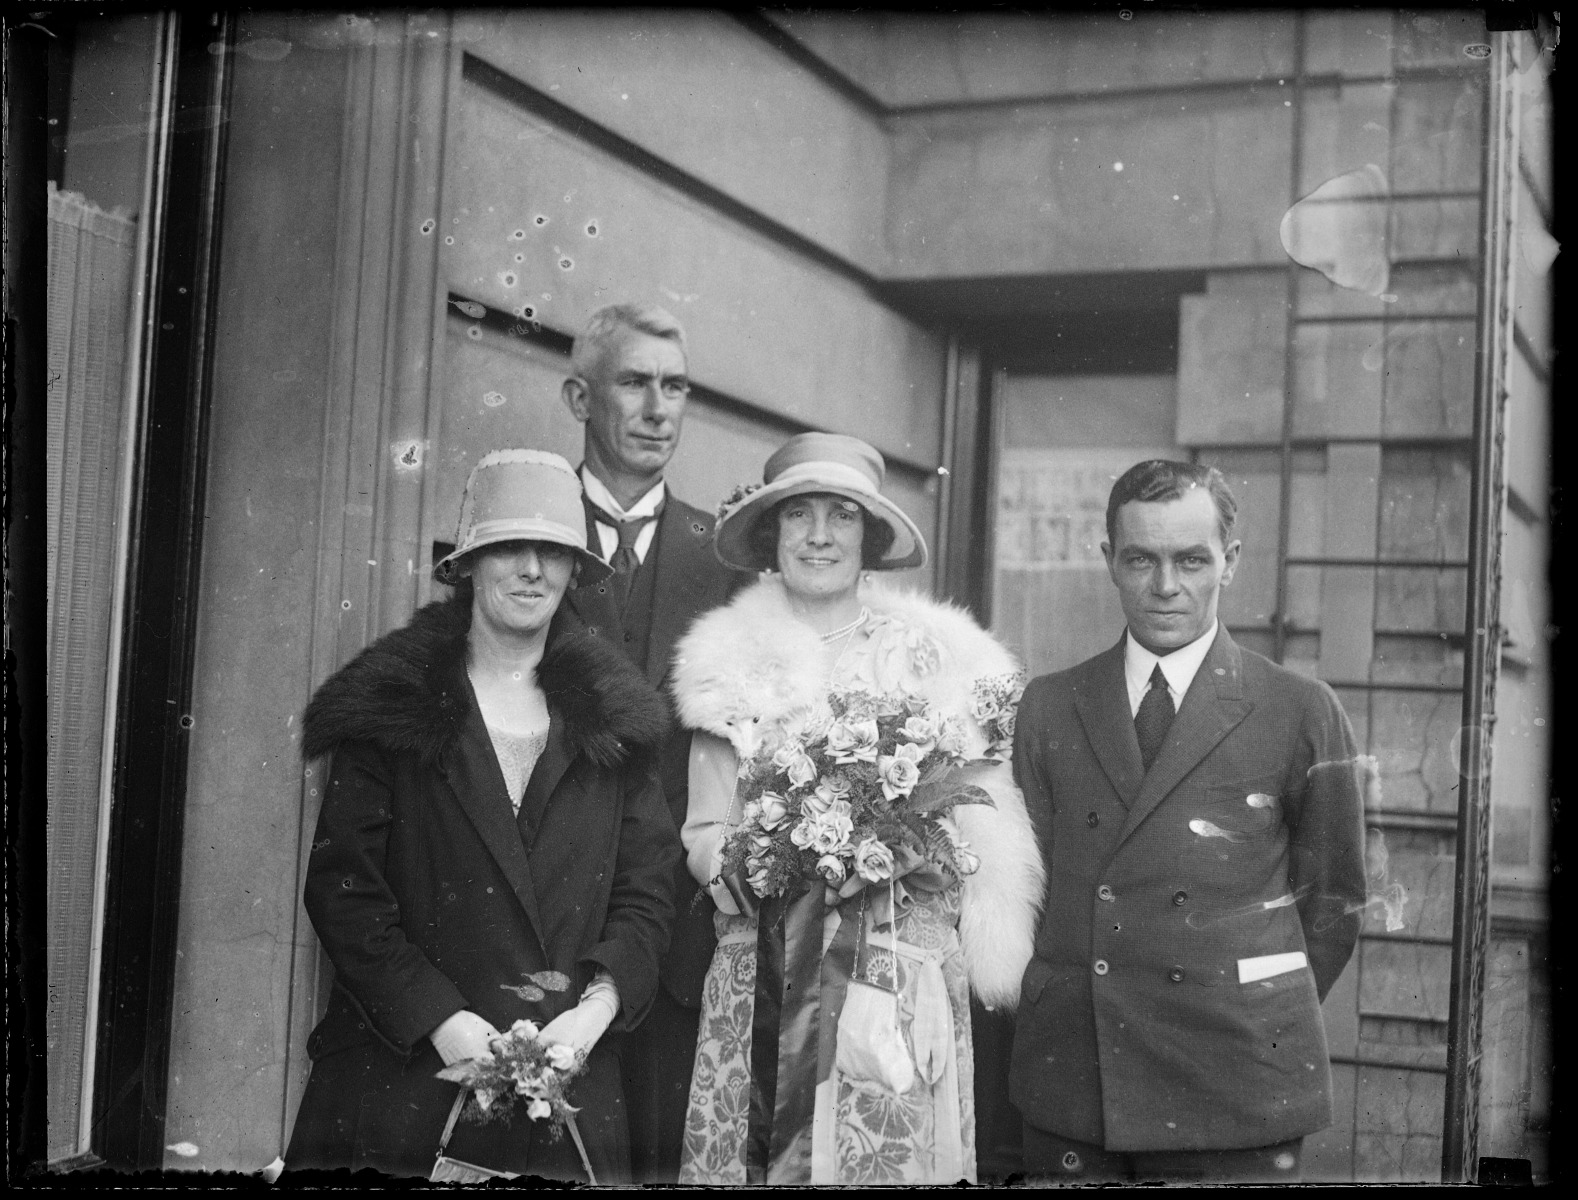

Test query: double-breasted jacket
[1009,628,1367,1152]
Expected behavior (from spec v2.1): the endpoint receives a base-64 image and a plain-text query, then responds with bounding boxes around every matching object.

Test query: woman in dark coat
[285,449,679,1181]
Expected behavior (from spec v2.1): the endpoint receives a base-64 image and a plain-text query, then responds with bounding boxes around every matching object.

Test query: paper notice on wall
[996,448,1175,571]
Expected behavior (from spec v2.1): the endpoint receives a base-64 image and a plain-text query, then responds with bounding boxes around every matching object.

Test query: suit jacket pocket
[1238,961,1319,1013]
[1193,780,1283,839]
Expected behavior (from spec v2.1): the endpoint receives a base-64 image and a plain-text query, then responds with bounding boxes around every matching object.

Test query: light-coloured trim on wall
[73,13,177,1163]
[279,11,455,1151]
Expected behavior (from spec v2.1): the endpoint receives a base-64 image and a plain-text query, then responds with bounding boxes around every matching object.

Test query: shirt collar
[580,466,665,521]
[1124,619,1219,705]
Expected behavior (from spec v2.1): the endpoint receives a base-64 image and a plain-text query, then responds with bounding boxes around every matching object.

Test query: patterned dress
[678,616,978,1185]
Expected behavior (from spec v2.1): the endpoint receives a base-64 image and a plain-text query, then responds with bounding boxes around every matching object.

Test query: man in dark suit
[558,304,738,1183]
[1008,459,1367,1183]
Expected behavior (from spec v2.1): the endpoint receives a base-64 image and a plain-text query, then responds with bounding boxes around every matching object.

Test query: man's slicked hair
[569,303,687,379]
[1105,459,1238,549]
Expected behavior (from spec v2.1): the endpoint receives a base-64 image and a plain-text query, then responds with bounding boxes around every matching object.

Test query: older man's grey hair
[569,303,688,379]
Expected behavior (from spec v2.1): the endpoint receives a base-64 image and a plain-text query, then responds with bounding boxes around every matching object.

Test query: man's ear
[1101,541,1117,584]
[562,376,590,422]
[1220,539,1242,587]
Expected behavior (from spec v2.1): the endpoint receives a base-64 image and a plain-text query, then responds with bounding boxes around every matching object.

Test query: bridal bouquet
[718,685,1019,900]
[435,972,584,1134]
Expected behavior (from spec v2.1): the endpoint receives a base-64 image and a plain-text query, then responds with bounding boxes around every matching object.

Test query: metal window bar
[1442,31,1513,1184]
[1331,1053,1449,1077]
[1270,12,1308,666]
[1283,556,1471,569]
[1195,436,1476,453]
[1264,23,1503,1180]
[1292,313,1478,325]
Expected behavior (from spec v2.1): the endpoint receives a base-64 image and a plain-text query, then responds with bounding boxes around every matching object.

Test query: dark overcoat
[568,492,739,1181]
[284,598,678,1181]
[1008,627,1367,1153]
[568,492,740,1006]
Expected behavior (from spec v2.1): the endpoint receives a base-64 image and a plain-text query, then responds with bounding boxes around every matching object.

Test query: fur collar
[302,598,669,769]
[671,574,1020,746]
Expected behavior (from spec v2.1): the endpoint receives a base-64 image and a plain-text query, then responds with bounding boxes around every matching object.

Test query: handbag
[834,886,916,1094]
[430,1090,519,1183]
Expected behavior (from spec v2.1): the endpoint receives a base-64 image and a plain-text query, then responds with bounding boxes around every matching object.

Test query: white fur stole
[670,576,1046,1009]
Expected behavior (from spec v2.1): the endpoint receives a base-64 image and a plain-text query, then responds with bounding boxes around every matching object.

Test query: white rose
[758,791,791,831]
[854,837,896,883]
[899,714,939,752]
[811,806,854,854]
[877,748,922,802]
[817,854,848,886]
[827,717,879,764]
[785,752,818,788]
[937,719,967,758]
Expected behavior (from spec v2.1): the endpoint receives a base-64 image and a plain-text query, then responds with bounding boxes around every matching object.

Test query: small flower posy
[718,685,1019,900]
[970,671,1026,758]
[435,971,586,1136]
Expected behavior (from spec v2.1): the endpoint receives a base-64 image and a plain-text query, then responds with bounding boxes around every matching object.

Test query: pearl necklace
[819,607,870,644]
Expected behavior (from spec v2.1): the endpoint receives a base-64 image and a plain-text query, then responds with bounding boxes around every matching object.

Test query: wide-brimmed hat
[433,449,613,586]
[713,432,927,572]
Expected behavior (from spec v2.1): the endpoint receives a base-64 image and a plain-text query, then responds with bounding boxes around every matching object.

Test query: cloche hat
[713,432,927,572]
[433,449,613,586]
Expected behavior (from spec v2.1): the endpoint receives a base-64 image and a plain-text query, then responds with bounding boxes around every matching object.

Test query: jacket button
[1173,890,1188,905]
[1087,811,1100,827]
[1097,884,1115,902]
[1168,966,1185,983]
[1093,959,1109,976]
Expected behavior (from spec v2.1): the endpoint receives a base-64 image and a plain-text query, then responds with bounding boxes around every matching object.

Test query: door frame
[89,11,234,1169]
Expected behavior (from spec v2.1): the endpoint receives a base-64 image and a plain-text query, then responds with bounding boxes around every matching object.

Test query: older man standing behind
[559,304,737,1183]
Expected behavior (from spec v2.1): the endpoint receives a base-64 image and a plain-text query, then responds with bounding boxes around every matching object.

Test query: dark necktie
[1134,664,1175,771]
[588,500,662,607]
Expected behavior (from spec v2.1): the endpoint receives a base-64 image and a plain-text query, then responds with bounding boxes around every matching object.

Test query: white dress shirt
[1122,620,1219,717]
[580,467,665,565]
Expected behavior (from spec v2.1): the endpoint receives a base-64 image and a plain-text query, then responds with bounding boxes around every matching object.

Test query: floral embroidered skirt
[678,886,977,1185]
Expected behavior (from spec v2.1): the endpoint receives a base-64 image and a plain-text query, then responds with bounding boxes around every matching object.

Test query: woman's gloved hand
[429,1010,501,1067]
[538,971,620,1060]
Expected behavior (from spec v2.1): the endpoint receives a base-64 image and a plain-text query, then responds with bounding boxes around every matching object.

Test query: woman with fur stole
[670,434,1045,1185]
[285,452,678,1181]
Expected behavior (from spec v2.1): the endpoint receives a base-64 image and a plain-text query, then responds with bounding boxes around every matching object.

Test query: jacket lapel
[1073,639,1145,807]
[441,670,546,942]
[517,721,572,846]
[1115,627,1253,846]
[643,500,714,688]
